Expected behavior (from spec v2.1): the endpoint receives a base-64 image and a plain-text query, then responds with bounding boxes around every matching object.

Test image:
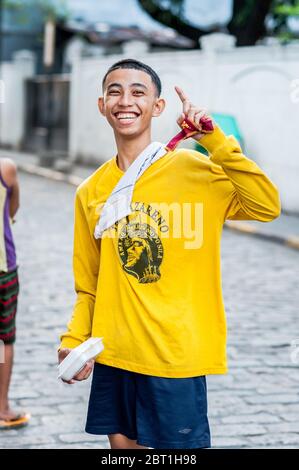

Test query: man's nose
[118,92,133,106]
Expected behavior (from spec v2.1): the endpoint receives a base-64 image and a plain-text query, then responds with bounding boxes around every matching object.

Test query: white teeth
[116,113,139,119]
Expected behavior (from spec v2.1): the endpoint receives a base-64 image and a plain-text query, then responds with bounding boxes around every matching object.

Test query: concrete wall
[0,50,36,149]
[69,42,299,212]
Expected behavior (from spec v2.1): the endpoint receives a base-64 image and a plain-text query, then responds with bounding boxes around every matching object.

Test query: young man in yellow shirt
[58,59,280,449]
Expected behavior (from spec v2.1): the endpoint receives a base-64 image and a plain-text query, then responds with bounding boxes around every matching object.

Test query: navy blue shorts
[85,362,211,449]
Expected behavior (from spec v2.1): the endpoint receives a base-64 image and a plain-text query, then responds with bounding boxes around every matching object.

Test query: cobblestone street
[1,172,298,449]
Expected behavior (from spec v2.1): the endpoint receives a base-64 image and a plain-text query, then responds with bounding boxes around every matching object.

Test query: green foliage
[232,0,256,27]
[36,0,69,21]
[271,0,299,40]
[3,0,23,10]
[3,0,70,22]
[273,0,299,17]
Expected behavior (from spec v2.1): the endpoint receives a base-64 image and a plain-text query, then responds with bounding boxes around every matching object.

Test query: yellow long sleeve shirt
[59,126,281,378]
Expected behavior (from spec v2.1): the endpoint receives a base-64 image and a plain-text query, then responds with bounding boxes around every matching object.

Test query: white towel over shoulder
[94,141,167,239]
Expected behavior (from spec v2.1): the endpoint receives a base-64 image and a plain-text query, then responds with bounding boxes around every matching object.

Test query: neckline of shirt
[110,147,176,179]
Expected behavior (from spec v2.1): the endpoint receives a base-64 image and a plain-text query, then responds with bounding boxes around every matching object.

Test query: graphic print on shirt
[114,202,168,284]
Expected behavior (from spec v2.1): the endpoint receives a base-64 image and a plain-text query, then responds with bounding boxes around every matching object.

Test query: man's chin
[114,126,143,138]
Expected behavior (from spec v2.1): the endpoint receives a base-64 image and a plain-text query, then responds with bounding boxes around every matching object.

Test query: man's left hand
[175,85,213,141]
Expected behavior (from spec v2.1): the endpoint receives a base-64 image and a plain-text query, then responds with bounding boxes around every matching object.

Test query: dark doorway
[24,74,70,156]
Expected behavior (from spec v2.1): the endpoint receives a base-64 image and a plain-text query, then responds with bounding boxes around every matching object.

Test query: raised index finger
[175,85,189,103]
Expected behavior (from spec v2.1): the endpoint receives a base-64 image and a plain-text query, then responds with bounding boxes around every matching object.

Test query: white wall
[69,43,299,212]
[0,51,36,149]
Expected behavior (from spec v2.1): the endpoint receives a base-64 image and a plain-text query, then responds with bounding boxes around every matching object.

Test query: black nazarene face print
[118,221,163,283]
[112,201,169,283]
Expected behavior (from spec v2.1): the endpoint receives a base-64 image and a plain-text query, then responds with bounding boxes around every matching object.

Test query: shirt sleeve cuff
[196,125,228,156]
[58,336,83,351]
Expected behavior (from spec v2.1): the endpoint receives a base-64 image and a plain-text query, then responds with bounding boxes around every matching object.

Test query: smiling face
[98,68,165,138]
[126,237,147,267]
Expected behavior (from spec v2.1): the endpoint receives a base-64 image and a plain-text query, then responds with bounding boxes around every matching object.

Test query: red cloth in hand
[166,117,214,151]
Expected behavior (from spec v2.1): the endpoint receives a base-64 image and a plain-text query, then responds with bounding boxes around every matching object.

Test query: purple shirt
[0,170,17,272]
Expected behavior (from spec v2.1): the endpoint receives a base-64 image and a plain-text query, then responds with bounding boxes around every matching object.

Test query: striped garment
[0,163,18,344]
[0,267,19,344]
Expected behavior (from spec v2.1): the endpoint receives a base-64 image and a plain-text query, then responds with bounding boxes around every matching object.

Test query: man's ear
[98,97,105,116]
[152,97,166,118]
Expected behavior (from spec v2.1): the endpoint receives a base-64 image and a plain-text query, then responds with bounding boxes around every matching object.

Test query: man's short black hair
[102,58,162,97]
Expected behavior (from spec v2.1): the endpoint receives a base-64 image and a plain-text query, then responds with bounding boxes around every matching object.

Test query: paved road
[1,173,298,449]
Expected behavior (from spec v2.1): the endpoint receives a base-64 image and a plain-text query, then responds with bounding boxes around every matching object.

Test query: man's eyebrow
[106,82,148,90]
[106,82,121,90]
[130,82,148,89]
